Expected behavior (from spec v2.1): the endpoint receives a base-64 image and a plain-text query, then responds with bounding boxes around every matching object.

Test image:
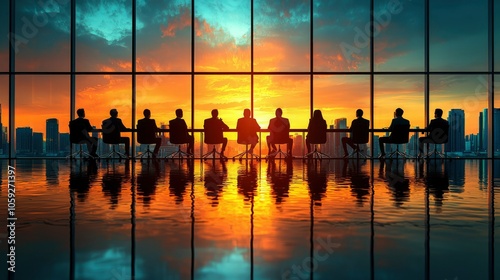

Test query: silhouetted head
[143,109,151,119]
[435,108,443,118]
[356,109,363,117]
[211,109,218,118]
[275,108,283,117]
[395,108,404,117]
[175,109,183,118]
[243,108,251,118]
[110,109,118,117]
[313,109,323,120]
[77,108,85,118]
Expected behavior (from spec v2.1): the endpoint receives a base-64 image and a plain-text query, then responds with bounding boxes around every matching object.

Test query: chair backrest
[204,119,224,145]
[307,119,327,144]
[101,119,120,144]
[351,119,369,145]
[429,123,449,144]
[169,119,188,144]
[137,119,156,144]
[389,124,410,144]
[69,119,86,144]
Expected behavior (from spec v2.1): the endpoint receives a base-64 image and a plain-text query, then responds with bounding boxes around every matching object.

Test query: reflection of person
[236,109,261,154]
[204,160,227,207]
[306,160,327,204]
[418,108,449,157]
[267,160,293,204]
[378,108,410,158]
[266,108,293,157]
[137,160,160,207]
[342,109,369,158]
[69,159,97,202]
[169,109,194,155]
[237,162,258,201]
[305,110,327,154]
[137,109,162,158]
[169,160,194,204]
[102,108,131,156]
[69,108,98,157]
[204,109,230,157]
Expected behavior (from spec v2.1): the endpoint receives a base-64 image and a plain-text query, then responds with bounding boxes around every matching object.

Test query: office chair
[386,124,410,159]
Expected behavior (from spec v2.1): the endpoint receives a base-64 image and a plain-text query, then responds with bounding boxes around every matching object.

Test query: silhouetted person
[102,108,131,156]
[137,109,162,158]
[378,108,410,158]
[418,108,449,157]
[69,108,98,157]
[342,109,370,158]
[236,108,261,154]
[204,109,230,157]
[169,108,194,155]
[137,160,160,207]
[305,109,327,154]
[266,108,293,158]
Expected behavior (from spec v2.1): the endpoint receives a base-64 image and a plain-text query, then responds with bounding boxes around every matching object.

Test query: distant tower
[446,109,465,153]
[46,118,59,155]
[33,132,44,155]
[16,127,33,155]
[334,118,347,157]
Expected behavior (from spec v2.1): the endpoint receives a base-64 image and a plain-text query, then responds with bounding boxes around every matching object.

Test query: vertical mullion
[370,0,374,159]
[424,0,430,140]
[488,0,494,159]
[251,0,254,116]
[191,0,195,132]
[310,0,313,118]
[9,0,15,158]
[132,0,136,157]
[70,0,76,154]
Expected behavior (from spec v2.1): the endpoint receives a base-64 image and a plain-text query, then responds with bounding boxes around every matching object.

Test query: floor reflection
[1,159,498,279]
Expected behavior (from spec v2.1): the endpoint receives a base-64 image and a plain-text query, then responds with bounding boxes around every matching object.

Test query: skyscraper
[33,132,44,156]
[16,127,33,155]
[60,133,70,154]
[333,118,347,157]
[446,109,465,153]
[46,118,59,156]
[478,111,483,151]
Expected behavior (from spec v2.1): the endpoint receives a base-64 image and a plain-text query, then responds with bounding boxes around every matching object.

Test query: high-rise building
[60,133,70,154]
[495,109,500,153]
[479,111,483,151]
[16,127,33,155]
[33,132,44,155]
[479,108,500,153]
[333,118,347,157]
[446,109,465,153]
[46,118,59,155]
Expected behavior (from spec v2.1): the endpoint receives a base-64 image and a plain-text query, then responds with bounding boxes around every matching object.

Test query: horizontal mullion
[3,71,499,75]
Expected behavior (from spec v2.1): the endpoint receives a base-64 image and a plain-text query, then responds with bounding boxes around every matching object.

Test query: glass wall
[0,75,7,157]
[1,0,497,158]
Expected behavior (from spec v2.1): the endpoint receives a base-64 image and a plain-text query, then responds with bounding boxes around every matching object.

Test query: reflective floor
[0,158,499,280]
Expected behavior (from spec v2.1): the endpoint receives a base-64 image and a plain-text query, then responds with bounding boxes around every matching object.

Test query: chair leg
[67,144,93,160]
[165,145,193,160]
[233,144,260,161]
[304,145,330,160]
[202,145,226,161]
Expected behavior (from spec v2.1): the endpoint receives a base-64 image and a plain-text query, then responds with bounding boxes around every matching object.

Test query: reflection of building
[46,118,59,155]
[16,127,33,155]
[334,118,347,157]
[446,109,465,153]
[33,132,44,156]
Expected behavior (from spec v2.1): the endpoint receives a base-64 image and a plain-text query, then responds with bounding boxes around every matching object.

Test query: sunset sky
[0,0,499,138]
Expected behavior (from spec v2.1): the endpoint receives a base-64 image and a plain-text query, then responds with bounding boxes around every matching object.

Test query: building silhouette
[446,109,465,153]
[333,118,347,157]
[478,108,500,153]
[46,118,59,156]
[60,133,70,154]
[16,127,33,155]
[33,132,43,156]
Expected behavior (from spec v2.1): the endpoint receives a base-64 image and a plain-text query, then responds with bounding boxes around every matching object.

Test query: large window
[0,75,7,157]
[1,0,497,158]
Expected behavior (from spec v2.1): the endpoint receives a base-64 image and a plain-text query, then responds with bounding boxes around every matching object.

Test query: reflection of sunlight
[77,248,143,280]
[197,248,250,279]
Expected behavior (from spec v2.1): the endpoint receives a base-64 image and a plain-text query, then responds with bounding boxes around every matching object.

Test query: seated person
[169,108,194,155]
[342,109,370,157]
[69,108,98,157]
[266,108,293,157]
[102,108,131,156]
[378,108,410,158]
[204,109,230,157]
[305,109,327,154]
[418,108,449,156]
[137,109,162,158]
[236,108,261,154]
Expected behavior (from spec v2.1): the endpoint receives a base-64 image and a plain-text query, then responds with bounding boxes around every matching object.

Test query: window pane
[15,75,70,156]
[254,75,309,155]
[314,75,370,157]
[137,0,191,72]
[0,75,8,157]
[255,0,310,72]
[194,0,250,72]
[374,0,424,71]
[76,0,132,72]
[136,74,191,156]
[430,0,488,71]
[430,75,487,155]
[15,0,71,71]
[313,0,370,72]
[76,75,132,155]
[0,0,8,72]
[375,75,424,157]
